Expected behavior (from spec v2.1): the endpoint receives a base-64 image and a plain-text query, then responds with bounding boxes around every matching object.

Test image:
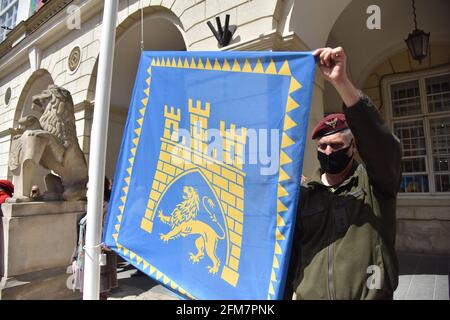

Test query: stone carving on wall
[8,85,88,202]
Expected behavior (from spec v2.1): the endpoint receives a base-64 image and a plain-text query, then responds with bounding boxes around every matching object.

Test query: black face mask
[317,142,353,174]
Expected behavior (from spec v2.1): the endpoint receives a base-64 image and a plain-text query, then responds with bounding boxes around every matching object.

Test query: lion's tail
[202,196,226,240]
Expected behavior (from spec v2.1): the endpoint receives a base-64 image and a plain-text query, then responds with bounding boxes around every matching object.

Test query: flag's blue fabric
[103,51,315,300]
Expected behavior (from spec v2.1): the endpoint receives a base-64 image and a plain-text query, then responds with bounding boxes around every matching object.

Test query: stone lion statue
[8,85,88,202]
[158,186,226,274]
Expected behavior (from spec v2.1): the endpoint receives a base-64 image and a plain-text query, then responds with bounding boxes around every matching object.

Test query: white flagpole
[83,0,119,300]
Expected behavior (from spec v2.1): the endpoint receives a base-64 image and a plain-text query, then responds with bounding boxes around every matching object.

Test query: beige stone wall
[0,0,285,181]
[396,200,450,254]
[361,44,450,254]
[362,44,450,114]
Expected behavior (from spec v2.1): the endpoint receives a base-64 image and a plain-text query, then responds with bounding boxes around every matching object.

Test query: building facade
[0,0,449,254]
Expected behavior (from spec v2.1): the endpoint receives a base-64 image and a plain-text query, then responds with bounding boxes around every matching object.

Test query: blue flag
[103,51,316,299]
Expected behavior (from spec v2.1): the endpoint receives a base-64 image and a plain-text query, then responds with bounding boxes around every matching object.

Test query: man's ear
[351,140,357,153]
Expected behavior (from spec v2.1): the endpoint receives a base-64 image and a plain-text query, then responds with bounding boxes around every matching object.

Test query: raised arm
[313,47,402,196]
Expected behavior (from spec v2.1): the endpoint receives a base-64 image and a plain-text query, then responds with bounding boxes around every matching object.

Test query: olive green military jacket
[285,95,402,300]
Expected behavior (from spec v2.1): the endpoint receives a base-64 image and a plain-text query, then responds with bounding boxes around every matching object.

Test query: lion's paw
[159,233,170,243]
[189,253,200,264]
[207,266,218,275]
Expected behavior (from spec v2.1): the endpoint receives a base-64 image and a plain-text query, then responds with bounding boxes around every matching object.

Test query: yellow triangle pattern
[222,59,231,71]
[242,59,252,72]
[269,59,302,299]
[286,95,300,112]
[278,168,289,182]
[131,56,303,300]
[280,151,292,166]
[277,184,289,198]
[277,199,288,213]
[197,58,204,69]
[253,59,264,73]
[112,60,151,263]
[274,242,282,254]
[276,228,285,241]
[278,60,291,75]
[281,133,295,148]
[213,58,221,70]
[190,58,196,69]
[205,58,213,70]
[232,59,241,72]
[283,114,297,131]
[289,77,302,93]
[277,214,286,227]
[265,59,277,74]
[149,266,156,275]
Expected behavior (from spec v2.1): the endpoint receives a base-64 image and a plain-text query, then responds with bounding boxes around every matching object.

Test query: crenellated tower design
[140,98,247,288]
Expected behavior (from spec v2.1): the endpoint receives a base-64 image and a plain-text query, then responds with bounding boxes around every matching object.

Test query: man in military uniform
[284,47,401,299]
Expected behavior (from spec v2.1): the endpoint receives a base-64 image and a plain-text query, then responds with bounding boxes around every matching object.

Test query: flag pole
[83,0,119,300]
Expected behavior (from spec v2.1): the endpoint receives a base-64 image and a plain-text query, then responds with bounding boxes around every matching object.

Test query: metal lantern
[405,0,430,64]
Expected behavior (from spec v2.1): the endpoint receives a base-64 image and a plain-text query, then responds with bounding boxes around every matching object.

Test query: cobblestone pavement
[108,253,449,300]
[108,261,179,300]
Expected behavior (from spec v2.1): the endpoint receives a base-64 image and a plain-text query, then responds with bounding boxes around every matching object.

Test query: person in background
[71,177,118,300]
[29,185,41,200]
[0,180,14,204]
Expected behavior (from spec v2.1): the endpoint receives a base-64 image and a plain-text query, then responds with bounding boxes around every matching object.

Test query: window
[0,0,18,42]
[387,69,450,194]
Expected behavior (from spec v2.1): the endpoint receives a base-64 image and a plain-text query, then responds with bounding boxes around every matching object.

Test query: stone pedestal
[0,201,86,300]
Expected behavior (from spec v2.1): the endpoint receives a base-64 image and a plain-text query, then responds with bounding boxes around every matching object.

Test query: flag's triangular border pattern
[113,55,303,300]
[111,63,195,300]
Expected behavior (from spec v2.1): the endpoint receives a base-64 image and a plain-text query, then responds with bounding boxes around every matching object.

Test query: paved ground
[108,252,449,300]
[394,252,449,300]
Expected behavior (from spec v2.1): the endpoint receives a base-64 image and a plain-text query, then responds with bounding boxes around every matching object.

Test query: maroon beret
[311,113,348,139]
[0,180,14,196]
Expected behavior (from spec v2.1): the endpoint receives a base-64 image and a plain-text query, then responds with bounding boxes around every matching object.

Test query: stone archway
[104,11,187,180]
[14,69,54,126]
[10,69,54,190]
[323,0,450,114]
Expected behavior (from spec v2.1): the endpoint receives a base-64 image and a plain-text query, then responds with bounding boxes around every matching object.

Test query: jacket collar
[307,160,359,191]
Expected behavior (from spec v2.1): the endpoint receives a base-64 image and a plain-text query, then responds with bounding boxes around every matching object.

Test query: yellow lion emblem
[158,186,226,274]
